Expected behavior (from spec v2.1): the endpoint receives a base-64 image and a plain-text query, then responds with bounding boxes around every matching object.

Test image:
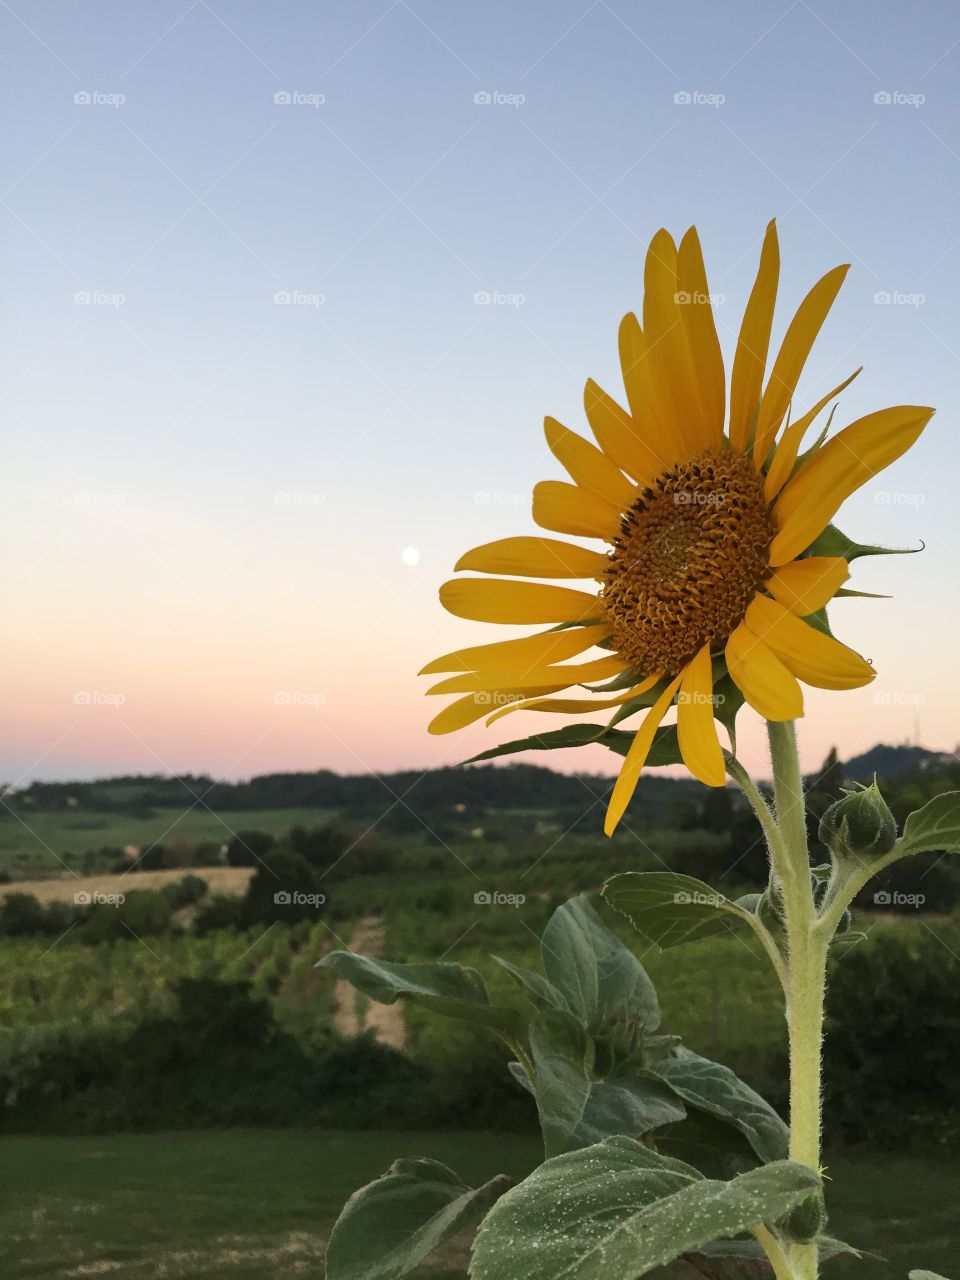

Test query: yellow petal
[770,404,935,566]
[676,643,725,786]
[729,220,780,452]
[753,264,849,466]
[763,369,862,501]
[677,227,725,446]
[456,537,608,580]
[543,416,637,509]
[485,674,661,726]
[725,622,804,721]
[604,676,683,836]
[744,596,874,690]
[642,229,705,456]
[618,313,686,467]
[420,623,607,676]
[428,690,555,735]
[439,578,602,625]
[764,557,849,615]
[583,378,664,485]
[427,654,626,695]
[533,480,622,540]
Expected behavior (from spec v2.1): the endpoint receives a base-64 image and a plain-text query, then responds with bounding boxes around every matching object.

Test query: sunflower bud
[780,1191,827,1243]
[818,781,897,863]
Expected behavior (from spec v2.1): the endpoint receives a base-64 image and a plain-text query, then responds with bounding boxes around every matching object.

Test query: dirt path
[331,916,405,1050]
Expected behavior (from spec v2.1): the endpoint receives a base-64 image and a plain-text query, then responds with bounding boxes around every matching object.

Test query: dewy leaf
[469,1136,820,1280]
[320,953,526,1041]
[646,1048,789,1165]
[540,895,660,1031]
[896,793,960,856]
[528,1009,594,1157]
[603,872,759,950]
[491,955,569,1012]
[325,1156,512,1280]
[909,1272,955,1279]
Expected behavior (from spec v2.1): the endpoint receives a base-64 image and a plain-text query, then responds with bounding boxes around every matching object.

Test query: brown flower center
[600,450,774,675]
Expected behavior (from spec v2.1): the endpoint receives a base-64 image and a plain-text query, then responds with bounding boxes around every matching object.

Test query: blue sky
[2,0,959,782]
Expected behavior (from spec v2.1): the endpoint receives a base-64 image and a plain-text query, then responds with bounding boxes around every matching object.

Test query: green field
[0,806,336,878]
[2,1129,956,1279]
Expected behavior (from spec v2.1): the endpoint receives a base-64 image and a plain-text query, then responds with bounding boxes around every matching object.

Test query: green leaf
[462,724,636,765]
[805,521,921,562]
[896,793,960,856]
[469,1136,820,1280]
[574,1076,686,1146]
[528,1010,594,1157]
[325,1157,512,1280]
[646,1047,789,1164]
[464,721,683,770]
[491,955,569,1012]
[320,953,525,1041]
[909,1272,954,1279]
[603,872,760,950]
[540,895,660,1031]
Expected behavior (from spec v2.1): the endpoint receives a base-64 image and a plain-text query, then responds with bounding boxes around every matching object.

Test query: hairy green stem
[753,1224,801,1280]
[767,720,825,1280]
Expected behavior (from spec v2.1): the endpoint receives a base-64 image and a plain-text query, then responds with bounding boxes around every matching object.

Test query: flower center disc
[601,450,774,675]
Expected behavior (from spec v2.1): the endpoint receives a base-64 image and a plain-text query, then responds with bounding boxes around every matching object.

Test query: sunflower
[422,223,934,834]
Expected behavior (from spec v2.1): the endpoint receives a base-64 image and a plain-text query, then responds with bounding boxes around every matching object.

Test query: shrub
[824,921,960,1146]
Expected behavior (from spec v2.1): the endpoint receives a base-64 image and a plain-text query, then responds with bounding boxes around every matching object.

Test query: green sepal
[805,521,922,563]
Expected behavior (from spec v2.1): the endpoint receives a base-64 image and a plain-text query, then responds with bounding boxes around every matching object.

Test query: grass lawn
[2,1129,957,1279]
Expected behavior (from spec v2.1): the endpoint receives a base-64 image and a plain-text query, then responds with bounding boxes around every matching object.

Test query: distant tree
[226,830,275,867]
[81,890,172,943]
[194,893,246,934]
[243,849,323,925]
[0,893,48,937]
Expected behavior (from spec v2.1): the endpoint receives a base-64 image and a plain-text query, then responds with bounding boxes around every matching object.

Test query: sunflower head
[422,223,934,835]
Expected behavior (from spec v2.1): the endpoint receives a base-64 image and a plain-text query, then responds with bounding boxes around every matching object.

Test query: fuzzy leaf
[603,872,760,950]
[645,1047,789,1164]
[896,793,960,856]
[326,1157,512,1280]
[469,1137,820,1280]
[540,895,660,1030]
[320,953,525,1041]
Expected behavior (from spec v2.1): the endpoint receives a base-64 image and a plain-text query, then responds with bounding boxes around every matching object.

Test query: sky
[2,0,959,786]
